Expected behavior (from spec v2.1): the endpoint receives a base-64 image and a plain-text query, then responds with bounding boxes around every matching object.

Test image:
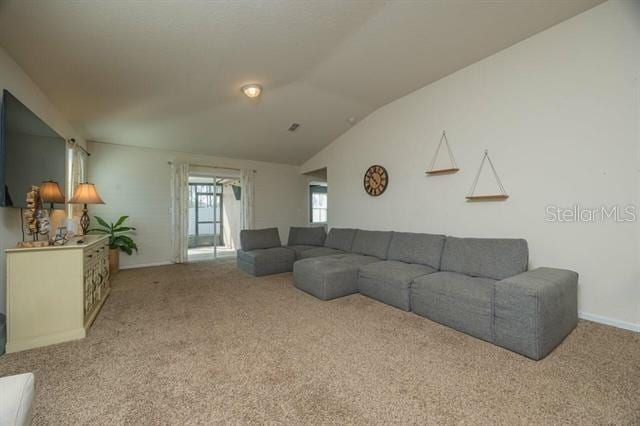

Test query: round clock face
[363,165,388,196]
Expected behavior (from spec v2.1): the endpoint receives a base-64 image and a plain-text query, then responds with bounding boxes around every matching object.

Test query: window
[309,184,327,223]
[188,183,223,245]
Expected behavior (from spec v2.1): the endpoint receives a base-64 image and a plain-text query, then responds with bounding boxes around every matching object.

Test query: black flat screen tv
[0,90,66,208]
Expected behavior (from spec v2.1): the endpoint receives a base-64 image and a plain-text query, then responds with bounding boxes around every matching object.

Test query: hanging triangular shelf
[426,131,459,175]
[466,150,509,202]
[466,194,509,201]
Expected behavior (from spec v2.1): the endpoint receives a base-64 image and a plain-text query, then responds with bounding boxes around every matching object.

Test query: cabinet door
[83,241,111,322]
[83,264,93,316]
[83,249,98,318]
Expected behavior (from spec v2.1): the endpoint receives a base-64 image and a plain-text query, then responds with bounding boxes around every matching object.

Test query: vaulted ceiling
[0,0,602,165]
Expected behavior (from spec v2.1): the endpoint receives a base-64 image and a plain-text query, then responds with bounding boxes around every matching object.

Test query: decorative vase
[109,248,119,274]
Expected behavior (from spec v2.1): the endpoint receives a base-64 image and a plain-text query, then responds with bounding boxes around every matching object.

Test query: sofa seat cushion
[358,261,436,311]
[285,245,317,260]
[300,247,345,259]
[330,253,381,265]
[237,247,295,276]
[287,226,326,246]
[411,272,497,342]
[238,247,294,265]
[293,255,381,300]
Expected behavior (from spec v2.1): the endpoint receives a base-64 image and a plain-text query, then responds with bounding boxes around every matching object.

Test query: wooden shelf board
[466,194,509,202]
[425,168,460,176]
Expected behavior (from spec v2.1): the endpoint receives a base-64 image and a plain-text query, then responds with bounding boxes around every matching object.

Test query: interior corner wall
[0,47,86,315]
[87,142,309,269]
[301,1,640,330]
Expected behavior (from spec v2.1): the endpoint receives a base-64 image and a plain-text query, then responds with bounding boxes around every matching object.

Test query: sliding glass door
[187,174,240,260]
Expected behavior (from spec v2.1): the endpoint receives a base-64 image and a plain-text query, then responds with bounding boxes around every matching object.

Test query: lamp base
[80,204,90,235]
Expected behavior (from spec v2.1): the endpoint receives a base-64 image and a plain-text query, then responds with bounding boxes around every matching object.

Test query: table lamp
[69,183,105,235]
[39,181,66,209]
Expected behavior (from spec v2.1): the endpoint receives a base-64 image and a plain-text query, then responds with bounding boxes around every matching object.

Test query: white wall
[302,1,640,330]
[87,142,309,268]
[0,47,86,315]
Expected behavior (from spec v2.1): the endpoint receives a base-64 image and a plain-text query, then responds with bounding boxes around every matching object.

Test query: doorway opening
[187,174,241,261]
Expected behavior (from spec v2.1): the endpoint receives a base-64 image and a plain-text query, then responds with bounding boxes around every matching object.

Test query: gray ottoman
[293,254,380,300]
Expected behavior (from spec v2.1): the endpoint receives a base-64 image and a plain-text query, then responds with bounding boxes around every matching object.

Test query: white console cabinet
[5,235,110,353]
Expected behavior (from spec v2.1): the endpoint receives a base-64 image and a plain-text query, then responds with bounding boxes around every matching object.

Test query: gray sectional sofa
[237,227,578,360]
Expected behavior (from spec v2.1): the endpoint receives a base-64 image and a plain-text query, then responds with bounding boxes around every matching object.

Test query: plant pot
[109,248,119,274]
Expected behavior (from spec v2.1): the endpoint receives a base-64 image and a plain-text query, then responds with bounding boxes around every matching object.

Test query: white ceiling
[0,0,602,165]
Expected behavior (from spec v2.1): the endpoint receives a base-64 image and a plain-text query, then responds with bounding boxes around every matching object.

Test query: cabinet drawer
[84,243,107,265]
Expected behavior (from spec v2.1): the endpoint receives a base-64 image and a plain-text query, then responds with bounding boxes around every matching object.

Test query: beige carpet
[0,260,638,424]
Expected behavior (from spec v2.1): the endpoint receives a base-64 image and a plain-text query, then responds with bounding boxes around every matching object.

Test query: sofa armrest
[494,267,578,360]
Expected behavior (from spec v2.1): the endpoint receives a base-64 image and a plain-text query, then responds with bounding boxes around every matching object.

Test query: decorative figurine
[22,185,51,242]
[52,226,70,246]
[24,186,41,238]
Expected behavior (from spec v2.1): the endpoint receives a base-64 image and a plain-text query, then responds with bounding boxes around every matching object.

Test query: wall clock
[363,165,388,196]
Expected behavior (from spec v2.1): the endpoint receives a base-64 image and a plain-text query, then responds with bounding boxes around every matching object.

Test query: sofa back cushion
[287,226,326,246]
[440,237,528,280]
[324,228,358,251]
[351,230,393,259]
[387,232,446,269]
[240,228,281,251]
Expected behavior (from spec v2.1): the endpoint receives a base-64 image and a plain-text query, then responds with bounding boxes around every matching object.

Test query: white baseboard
[119,261,174,270]
[578,311,640,332]
[7,328,86,354]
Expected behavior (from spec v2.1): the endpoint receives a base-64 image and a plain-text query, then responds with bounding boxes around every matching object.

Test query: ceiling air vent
[288,123,300,132]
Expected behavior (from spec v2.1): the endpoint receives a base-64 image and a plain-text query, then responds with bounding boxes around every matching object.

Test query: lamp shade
[69,183,105,204]
[39,181,66,204]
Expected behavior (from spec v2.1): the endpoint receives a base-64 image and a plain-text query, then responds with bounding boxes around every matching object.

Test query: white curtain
[240,168,255,230]
[67,142,87,218]
[171,163,190,263]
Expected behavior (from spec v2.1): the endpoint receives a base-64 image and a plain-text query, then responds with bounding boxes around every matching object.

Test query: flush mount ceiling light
[241,83,262,98]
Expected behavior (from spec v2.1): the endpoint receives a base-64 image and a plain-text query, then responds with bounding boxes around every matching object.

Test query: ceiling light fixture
[241,83,262,98]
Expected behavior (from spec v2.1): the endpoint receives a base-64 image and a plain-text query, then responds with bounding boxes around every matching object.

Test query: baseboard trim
[7,328,86,353]
[578,311,640,332]
[119,261,174,270]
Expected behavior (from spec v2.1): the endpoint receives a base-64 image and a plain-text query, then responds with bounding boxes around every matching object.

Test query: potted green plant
[88,215,138,273]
